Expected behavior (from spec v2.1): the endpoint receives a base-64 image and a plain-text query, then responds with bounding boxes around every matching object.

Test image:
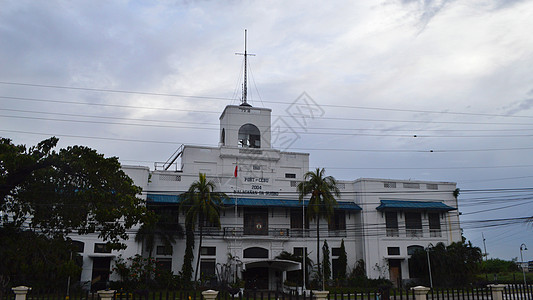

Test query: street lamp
[520,243,528,286]
[426,244,434,289]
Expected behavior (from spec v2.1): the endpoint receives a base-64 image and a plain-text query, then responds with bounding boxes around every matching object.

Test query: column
[488,284,506,300]
[411,286,430,300]
[12,286,31,300]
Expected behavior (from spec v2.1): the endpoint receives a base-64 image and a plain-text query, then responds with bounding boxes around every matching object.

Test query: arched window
[238,124,261,148]
[407,245,424,256]
[243,247,268,258]
[221,128,225,145]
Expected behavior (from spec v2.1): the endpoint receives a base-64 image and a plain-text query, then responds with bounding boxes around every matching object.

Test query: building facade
[74,103,461,290]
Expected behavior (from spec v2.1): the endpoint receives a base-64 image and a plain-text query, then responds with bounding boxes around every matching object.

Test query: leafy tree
[0,225,81,292]
[323,240,331,283]
[180,223,195,287]
[337,239,347,280]
[481,258,520,273]
[135,206,183,258]
[297,168,340,290]
[180,173,228,282]
[275,251,313,286]
[0,137,147,248]
[409,240,482,287]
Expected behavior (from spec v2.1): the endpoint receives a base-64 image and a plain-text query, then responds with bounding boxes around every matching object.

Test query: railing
[430,229,442,237]
[223,227,289,238]
[13,285,533,300]
[386,228,399,237]
[328,229,347,237]
[406,228,423,238]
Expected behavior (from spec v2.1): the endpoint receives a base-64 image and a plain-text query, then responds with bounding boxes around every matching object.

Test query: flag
[234,165,238,177]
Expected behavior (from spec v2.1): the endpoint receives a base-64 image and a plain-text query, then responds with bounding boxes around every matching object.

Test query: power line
[5,107,533,133]
[3,95,533,126]
[5,114,533,138]
[4,128,533,154]
[2,80,533,120]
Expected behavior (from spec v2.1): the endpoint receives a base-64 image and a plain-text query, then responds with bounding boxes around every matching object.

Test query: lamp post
[426,245,433,289]
[520,243,528,286]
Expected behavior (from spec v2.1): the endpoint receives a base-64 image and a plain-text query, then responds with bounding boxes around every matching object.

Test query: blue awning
[376,200,456,212]
[146,194,361,211]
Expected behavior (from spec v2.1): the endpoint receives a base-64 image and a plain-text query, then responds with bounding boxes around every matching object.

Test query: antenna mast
[236,29,255,106]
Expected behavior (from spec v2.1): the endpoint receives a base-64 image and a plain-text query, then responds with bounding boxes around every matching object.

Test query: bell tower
[219,29,271,149]
[219,105,272,149]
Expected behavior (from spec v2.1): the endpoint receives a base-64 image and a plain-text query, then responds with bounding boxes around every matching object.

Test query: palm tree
[135,209,183,258]
[181,173,228,282]
[297,168,340,290]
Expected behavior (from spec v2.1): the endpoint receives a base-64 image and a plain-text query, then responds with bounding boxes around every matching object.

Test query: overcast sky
[1,0,533,261]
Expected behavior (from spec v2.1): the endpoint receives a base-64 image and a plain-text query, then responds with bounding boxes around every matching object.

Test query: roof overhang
[146,194,362,211]
[243,259,301,272]
[376,200,456,212]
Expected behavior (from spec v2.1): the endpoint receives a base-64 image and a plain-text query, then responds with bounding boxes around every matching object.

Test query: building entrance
[243,267,269,290]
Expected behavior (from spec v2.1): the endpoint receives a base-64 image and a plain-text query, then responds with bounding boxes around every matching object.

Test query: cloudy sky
[1,0,533,261]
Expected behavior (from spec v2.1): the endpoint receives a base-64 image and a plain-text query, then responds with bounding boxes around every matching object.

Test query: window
[408,245,425,278]
[290,209,309,237]
[94,243,111,253]
[201,247,216,256]
[238,123,261,148]
[387,247,400,255]
[403,183,420,189]
[72,240,85,253]
[156,245,173,256]
[332,258,343,278]
[331,248,341,257]
[407,245,424,255]
[200,259,216,278]
[285,173,296,178]
[329,211,346,237]
[384,182,396,188]
[428,213,441,237]
[405,212,422,237]
[244,247,268,258]
[426,184,438,190]
[244,209,268,235]
[385,212,399,237]
[157,258,172,272]
[294,247,307,257]
[221,128,225,145]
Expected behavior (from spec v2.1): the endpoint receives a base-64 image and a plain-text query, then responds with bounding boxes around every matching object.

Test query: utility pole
[482,233,488,261]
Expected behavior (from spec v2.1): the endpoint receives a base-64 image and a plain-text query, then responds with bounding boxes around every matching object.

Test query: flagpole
[234,158,238,283]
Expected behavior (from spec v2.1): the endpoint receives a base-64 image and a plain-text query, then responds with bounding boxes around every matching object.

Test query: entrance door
[243,267,269,290]
[91,257,111,292]
[388,259,402,288]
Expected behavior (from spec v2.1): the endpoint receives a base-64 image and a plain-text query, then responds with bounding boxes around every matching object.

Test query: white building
[75,102,461,291]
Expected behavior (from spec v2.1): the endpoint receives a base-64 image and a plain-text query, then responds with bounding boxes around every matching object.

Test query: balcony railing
[406,228,423,237]
[430,229,442,237]
[386,228,399,237]
[223,227,289,238]
[328,229,347,237]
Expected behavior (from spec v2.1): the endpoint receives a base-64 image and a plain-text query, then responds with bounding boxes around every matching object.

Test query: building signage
[243,177,269,183]
[233,189,279,196]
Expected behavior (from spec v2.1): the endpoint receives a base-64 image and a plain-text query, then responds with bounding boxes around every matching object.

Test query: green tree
[409,240,482,287]
[0,137,146,248]
[180,173,228,282]
[180,223,195,287]
[297,168,340,290]
[276,251,313,286]
[337,239,347,280]
[481,258,520,273]
[323,240,331,283]
[135,206,183,258]
[0,225,82,291]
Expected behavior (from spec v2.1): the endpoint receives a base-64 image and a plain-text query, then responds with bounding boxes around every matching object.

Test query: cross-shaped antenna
[235,29,255,106]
